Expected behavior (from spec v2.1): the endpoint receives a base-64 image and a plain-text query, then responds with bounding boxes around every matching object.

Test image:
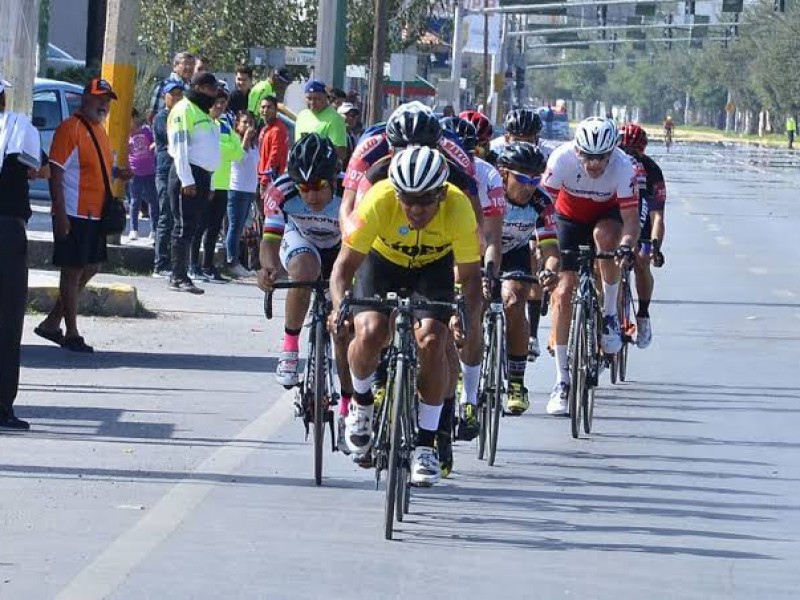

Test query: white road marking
[707,223,721,232]
[55,395,295,600]
[715,236,732,246]
[772,289,796,299]
[748,267,769,275]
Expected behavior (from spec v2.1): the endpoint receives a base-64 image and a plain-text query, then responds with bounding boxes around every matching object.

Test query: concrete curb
[28,237,155,274]
[27,276,140,318]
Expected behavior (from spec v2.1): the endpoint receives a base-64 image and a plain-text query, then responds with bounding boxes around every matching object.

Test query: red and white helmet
[620,123,648,153]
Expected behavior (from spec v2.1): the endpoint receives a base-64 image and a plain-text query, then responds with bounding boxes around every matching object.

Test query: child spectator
[127,108,158,241]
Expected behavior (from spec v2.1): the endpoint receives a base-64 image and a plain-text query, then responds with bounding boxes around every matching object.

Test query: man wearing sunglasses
[543,117,640,416]
[493,143,561,416]
[258,135,354,435]
[330,146,483,486]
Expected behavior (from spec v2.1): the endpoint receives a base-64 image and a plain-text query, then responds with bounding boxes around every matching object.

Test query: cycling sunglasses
[398,188,445,207]
[298,180,328,193]
[578,150,612,162]
[509,170,541,187]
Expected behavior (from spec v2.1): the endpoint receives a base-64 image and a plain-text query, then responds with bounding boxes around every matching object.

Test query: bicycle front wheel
[384,355,407,540]
[487,313,504,466]
[568,303,586,439]
[312,321,327,486]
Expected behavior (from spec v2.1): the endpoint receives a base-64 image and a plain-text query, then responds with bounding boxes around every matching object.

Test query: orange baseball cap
[83,78,118,99]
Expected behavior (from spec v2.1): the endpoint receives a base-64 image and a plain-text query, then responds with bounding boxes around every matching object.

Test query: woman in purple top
[127,108,159,241]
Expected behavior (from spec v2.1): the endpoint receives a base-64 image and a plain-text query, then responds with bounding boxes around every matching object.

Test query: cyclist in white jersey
[542,117,641,416]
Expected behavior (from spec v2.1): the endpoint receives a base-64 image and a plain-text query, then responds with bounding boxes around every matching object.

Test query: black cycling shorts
[353,250,455,323]
[52,216,108,268]
[556,206,622,271]
[501,244,533,275]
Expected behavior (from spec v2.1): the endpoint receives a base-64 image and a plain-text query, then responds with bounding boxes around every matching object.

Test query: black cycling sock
[284,326,302,337]
[353,390,374,406]
[527,300,542,337]
[508,354,527,385]
[637,300,650,319]
[416,428,436,448]
[437,396,455,435]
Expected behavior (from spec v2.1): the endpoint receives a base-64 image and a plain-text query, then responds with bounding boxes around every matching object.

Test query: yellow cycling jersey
[342,179,481,268]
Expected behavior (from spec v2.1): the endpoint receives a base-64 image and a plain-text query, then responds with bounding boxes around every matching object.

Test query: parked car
[537,106,570,141]
[30,77,83,200]
[46,43,85,74]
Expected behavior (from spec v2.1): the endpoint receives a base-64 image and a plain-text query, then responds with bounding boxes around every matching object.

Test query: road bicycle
[265,280,337,486]
[562,246,616,438]
[338,291,466,540]
[477,266,540,466]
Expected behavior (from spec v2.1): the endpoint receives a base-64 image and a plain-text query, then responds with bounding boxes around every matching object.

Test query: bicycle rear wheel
[384,355,407,540]
[568,303,586,439]
[312,320,326,486]
[487,313,504,466]
[476,319,492,461]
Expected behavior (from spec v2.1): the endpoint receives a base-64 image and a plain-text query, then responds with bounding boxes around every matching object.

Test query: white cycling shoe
[276,351,299,387]
[636,317,653,349]
[411,446,440,487]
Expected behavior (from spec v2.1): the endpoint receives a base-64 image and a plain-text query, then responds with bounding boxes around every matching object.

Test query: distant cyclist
[543,117,640,416]
[619,123,667,349]
[663,115,674,149]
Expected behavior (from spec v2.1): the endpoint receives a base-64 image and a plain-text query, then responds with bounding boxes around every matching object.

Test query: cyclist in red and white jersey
[543,117,641,416]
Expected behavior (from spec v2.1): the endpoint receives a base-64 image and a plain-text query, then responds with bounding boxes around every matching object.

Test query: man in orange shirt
[35,79,130,353]
[257,95,289,194]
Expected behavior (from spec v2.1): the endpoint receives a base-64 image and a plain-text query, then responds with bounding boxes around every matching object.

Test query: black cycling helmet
[495,142,547,175]
[439,116,478,153]
[288,133,339,183]
[385,102,442,148]
[504,108,542,137]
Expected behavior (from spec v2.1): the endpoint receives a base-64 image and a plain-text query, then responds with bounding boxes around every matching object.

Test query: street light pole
[367,0,388,124]
[450,0,463,111]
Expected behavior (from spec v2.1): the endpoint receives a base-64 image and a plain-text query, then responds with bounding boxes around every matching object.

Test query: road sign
[285,47,316,66]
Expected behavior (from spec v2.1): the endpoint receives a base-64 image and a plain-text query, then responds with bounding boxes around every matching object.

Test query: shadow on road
[21,345,279,373]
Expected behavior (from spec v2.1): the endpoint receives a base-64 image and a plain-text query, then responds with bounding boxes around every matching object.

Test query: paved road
[2,145,799,599]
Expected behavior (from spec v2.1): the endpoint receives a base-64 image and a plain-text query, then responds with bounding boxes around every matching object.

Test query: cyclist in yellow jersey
[329,147,483,486]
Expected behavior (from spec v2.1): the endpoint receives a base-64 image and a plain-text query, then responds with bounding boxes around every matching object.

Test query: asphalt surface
[2,143,799,599]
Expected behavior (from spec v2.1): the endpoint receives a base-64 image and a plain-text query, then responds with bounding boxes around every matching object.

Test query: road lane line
[715,236,732,246]
[55,395,295,600]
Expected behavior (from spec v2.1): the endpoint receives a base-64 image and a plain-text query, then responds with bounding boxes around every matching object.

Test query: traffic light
[774,0,785,11]
[664,13,673,50]
[685,0,696,15]
[597,5,607,40]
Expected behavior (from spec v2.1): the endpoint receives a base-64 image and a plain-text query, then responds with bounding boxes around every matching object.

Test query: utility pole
[101,0,141,197]
[86,0,107,71]
[315,0,347,87]
[482,0,490,109]
[38,0,51,77]
[449,0,464,110]
[367,0,388,124]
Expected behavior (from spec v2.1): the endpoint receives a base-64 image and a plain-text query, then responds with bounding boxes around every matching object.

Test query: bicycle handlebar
[263,279,329,320]
[336,291,468,334]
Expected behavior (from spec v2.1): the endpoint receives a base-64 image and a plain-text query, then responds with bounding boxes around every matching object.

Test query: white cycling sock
[418,402,443,432]
[459,361,481,406]
[351,372,373,395]
[555,345,570,384]
[602,281,619,316]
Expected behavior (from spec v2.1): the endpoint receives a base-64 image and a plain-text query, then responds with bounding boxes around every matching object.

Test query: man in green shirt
[786,114,797,150]
[248,68,292,117]
[294,80,347,161]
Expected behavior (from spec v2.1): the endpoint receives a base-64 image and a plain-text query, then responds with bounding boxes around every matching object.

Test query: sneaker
[276,351,300,387]
[202,267,229,283]
[546,382,570,416]
[345,403,374,454]
[128,230,139,241]
[189,266,208,282]
[411,446,440,487]
[527,337,541,362]
[506,382,530,415]
[151,268,172,279]
[456,403,479,441]
[0,413,30,430]
[337,417,351,455]
[228,263,253,279]
[601,315,623,354]
[168,279,205,295]
[436,432,453,478]
[636,317,652,349]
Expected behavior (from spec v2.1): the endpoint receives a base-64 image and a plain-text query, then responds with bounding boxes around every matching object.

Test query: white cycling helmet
[574,117,618,154]
[389,146,449,194]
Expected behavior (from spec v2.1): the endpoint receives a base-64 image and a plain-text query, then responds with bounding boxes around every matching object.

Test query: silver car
[30,77,83,200]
